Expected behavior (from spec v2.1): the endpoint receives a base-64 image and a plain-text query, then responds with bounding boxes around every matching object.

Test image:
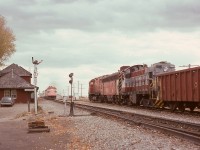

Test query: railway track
[90,100,200,115]
[54,99,200,145]
[73,102,200,145]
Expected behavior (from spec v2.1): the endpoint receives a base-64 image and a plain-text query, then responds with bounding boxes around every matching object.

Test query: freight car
[157,66,200,112]
[89,61,200,112]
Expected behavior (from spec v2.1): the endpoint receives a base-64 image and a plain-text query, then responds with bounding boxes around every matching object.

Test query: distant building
[0,63,35,103]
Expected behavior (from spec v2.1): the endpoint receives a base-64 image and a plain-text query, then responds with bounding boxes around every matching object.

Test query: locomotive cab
[88,75,108,102]
[147,61,175,107]
[128,61,175,107]
[88,79,95,101]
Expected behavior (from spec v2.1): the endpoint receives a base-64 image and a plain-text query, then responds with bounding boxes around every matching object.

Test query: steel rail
[73,103,200,145]
[53,99,200,145]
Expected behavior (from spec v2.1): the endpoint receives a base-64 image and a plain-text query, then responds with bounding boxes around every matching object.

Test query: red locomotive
[89,61,200,112]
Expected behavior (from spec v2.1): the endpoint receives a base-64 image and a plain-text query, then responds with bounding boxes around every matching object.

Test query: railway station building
[0,63,35,103]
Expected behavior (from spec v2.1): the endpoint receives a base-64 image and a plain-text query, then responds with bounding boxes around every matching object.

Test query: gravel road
[0,99,199,150]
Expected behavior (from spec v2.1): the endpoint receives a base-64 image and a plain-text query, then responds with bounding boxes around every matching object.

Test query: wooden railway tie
[28,120,50,133]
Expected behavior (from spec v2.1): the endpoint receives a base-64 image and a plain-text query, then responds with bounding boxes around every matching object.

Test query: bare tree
[0,15,16,66]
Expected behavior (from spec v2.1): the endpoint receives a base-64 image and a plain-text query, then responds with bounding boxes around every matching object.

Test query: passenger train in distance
[44,86,57,100]
[88,61,200,112]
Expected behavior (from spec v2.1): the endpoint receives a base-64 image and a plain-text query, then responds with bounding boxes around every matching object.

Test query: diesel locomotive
[44,86,57,100]
[89,61,200,112]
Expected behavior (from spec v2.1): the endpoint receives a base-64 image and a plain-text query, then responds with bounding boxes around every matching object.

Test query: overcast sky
[1,0,200,96]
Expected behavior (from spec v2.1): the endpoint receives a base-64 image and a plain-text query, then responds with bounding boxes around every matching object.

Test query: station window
[11,90,17,98]
[4,90,10,97]
[4,89,17,98]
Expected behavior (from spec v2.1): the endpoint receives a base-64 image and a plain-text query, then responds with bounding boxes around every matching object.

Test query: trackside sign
[24,89,34,92]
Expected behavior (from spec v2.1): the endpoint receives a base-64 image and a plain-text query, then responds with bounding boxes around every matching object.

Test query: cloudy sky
[1,0,200,96]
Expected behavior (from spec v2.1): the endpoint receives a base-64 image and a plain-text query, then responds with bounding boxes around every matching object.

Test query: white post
[32,57,42,115]
[34,64,38,115]
[34,86,37,114]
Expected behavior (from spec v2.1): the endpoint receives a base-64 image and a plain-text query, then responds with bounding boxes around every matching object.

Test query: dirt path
[0,100,89,150]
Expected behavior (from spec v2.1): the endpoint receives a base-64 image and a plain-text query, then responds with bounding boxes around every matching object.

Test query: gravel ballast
[41,100,200,150]
[75,100,200,124]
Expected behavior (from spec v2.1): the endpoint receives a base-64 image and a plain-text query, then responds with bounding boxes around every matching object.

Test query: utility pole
[63,88,67,116]
[78,81,79,97]
[32,57,42,115]
[81,84,82,97]
[73,83,75,100]
[80,84,85,97]
[67,86,69,97]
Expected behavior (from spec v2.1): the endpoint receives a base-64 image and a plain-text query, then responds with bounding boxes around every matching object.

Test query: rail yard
[54,97,200,149]
[3,60,199,149]
[0,98,200,149]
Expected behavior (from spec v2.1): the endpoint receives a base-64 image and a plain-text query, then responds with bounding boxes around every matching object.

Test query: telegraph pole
[80,84,85,97]
[32,57,42,115]
[81,84,82,97]
[78,81,79,97]
[67,86,69,98]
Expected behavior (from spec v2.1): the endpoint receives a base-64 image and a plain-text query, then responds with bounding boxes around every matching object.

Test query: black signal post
[69,73,74,116]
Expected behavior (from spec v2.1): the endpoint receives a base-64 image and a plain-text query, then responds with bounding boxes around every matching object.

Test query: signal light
[69,73,73,84]
[68,72,74,116]
[69,79,73,84]
[69,73,73,78]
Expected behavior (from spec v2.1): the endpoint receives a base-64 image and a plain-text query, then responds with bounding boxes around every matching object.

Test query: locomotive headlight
[163,66,168,72]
